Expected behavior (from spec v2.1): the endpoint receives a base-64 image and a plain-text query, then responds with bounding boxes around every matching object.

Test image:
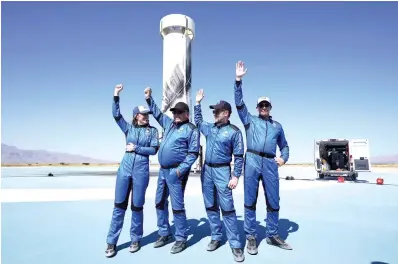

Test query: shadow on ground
[3,171,203,178]
[279,175,384,185]
[116,217,299,252]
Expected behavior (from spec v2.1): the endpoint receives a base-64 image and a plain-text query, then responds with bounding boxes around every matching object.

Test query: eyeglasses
[258,103,270,109]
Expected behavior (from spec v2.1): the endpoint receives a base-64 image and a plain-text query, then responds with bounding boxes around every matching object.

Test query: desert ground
[1,165,397,264]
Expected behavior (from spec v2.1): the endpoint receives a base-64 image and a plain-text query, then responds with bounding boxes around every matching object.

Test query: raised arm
[177,127,200,176]
[277,125,290,163]
[232,129,244,178]
[144,87,172,129]
[194,89,211,137]
[113,84,129,133]
[234,61,252,127]
[135,127,160,156]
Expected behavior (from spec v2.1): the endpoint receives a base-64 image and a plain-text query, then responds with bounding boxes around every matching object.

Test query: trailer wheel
[351,173,358,181]
[318,173,325,179]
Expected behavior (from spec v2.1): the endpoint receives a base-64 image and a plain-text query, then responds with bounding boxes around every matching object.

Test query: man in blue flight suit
[233,61,292,254]
[106,84,160,258]
[194,89,245,262]
[145,87,200,254]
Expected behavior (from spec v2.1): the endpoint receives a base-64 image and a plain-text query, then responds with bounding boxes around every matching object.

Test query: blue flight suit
[194,104,244,249]
[106,96,159,245]
[146,97,200,242]
[234,80,290,238]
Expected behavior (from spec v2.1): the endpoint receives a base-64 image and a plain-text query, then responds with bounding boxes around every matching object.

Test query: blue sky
[2,1,397,163]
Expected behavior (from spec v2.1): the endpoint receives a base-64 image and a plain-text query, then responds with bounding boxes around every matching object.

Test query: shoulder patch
[187,122,197,130]
[273,120,281,126]
[228,124,240,131]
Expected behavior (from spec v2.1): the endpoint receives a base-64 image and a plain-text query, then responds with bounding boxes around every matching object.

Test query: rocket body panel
[160,14,194,120]
[161,32,192,119]
[159,14,200,170]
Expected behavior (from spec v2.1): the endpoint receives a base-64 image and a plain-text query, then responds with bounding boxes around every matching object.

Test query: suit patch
[145,128,151,135]
[223,130,229,138]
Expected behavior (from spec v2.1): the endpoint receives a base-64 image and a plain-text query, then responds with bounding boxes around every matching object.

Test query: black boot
[170,241,187,254]
[154,235,172,248]
[266,235,292,250]
[232,248,245,262]
[246,235,258,255]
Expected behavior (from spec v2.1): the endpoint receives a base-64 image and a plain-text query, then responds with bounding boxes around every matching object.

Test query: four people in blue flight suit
[105,60,291,260]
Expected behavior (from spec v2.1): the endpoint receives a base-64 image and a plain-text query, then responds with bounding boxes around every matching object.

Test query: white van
[314,138,371,180]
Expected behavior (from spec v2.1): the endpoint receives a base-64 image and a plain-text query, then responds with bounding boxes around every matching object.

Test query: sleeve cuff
[114,96,119,103]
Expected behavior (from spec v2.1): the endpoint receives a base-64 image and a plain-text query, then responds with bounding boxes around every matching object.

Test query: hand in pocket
[170,168,182,182]
[176,169,181,178]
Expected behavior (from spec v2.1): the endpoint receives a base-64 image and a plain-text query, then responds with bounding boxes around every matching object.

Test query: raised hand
[196,89,205,103]
[235,61,248,80]
[114,84,123,96]
[144,87,152,99]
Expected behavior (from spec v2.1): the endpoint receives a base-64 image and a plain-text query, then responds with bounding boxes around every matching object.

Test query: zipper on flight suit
[158,123,177,166]
[262,120,269,155]
[261,120,269,172]
[158,124,171,165]
[131,127,142,172]
[208,126,221,180]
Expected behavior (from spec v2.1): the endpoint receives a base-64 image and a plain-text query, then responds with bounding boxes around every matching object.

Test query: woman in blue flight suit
[105,84,159,258]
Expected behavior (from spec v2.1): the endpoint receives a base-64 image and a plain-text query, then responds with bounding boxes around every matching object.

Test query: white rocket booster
[159,14,202,172]
[159,14,195,119]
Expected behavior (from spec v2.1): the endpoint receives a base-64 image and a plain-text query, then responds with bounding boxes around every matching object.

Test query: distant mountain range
[1,144,116,164]
[1,143,397,165]
[370,154,398,164]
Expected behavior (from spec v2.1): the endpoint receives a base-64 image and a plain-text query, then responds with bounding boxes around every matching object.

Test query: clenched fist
[114,84,123,96]
[144,87,152,99]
